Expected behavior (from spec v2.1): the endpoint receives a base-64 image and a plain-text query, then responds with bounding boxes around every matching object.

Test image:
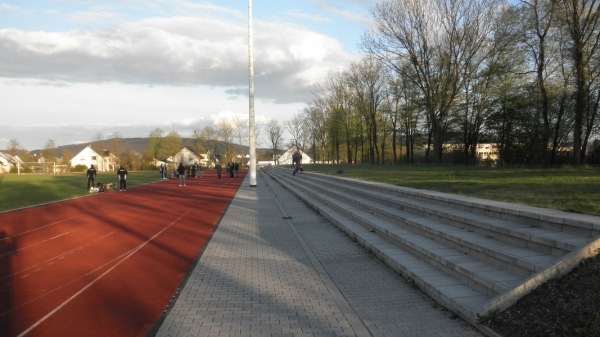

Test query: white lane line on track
[0,231,75,260]
[16,210,190,337]
[0,217,79,241]
[0,233,115,287]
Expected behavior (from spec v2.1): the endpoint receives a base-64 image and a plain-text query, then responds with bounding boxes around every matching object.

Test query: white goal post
[16,162,66,175]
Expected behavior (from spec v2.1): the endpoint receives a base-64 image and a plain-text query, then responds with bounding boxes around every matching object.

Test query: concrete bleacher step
[289,174,558,277]
[260,166,600,327]
[299,172,591,256]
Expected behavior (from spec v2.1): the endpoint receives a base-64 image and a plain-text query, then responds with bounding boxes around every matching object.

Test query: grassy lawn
[0,171,161,212]
[2,166,600,216]
[305,164,600,216]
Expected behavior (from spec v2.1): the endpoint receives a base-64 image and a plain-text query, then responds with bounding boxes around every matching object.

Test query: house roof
[0,151,24,164]
[278,146,312,163]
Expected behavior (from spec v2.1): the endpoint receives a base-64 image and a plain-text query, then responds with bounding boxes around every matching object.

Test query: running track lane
[0,171,246,337]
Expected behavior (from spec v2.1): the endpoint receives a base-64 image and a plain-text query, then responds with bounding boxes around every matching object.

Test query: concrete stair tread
[282,175,523,296]
[309,183,558,274]
[307,172,600,236]
[308,173,591,248]
[263,167,600,325]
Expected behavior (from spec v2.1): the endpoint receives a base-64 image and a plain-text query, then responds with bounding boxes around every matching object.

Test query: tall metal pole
[248,0,257,187]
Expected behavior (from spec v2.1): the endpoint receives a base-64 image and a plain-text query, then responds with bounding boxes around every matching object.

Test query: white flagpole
[248,0,257,187]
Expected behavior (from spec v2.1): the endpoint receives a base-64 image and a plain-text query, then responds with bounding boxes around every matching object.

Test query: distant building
[69,145,118,172]
[168,147,212,168]
[475,143,498,161]
[278,146,313,166]
[443,143,499,162]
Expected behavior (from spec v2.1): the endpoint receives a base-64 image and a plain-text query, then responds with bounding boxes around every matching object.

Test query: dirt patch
[485,252,600,337]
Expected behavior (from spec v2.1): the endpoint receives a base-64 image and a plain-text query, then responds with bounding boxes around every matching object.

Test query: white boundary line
[1,217,78,241]
[16,210,190,337]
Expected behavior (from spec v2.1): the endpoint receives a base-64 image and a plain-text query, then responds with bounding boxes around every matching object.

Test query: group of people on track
[167,161,242,184]
[87,162,244,191]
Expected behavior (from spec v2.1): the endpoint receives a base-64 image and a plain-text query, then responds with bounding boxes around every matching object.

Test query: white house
[69,145,118,172]
[278,146,312,166]
[0,152,22,173]
[168,147,211,168]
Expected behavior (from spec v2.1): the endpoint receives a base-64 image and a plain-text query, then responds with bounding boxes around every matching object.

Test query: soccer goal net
[16,162,67,175]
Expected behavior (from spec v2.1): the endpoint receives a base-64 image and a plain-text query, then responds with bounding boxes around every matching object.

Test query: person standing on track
[117,165,128,191]
[215,163,222,179]
[177,162,186,186]
[87,164,97,190]
[159,164,166,180]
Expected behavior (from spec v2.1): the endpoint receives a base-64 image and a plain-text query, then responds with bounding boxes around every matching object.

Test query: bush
[141,163,157,171]
[71,164,88,172]
[10,166,32,173]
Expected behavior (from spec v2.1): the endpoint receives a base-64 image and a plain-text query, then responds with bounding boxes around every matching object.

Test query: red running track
[0,171,246,337]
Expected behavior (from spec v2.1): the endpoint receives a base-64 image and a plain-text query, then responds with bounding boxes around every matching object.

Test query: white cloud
[0,1,365,150]
[0,3,16,12]
[0,15,355,102]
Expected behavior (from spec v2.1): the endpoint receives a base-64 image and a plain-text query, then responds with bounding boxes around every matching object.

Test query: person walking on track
[177,163,186,186]
[117,165,128,191]
[216,163,222,179]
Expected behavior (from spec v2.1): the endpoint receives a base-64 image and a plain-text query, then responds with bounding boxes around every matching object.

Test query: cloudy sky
[0,0,376,150]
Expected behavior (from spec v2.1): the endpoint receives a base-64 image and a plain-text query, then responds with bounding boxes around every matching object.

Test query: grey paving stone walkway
[154,173,483,337]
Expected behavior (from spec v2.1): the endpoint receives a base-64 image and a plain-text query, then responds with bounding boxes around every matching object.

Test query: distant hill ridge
[47,137,268,158]
[52,138,150,156]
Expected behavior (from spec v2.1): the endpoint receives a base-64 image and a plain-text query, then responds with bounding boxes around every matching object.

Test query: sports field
[0,171,162,213]
[3,166,599,215]
[0,170,245,337]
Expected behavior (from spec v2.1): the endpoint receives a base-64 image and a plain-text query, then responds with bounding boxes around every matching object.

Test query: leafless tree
[42,139,57,161]
[108,132,124,164]
[306,100,330,163]
[346,57,387,164]
[265,119,284,164]
[285,113,307,150]
[558,0,600,163]
[232,116,248,157]
[6,138,21,152]
[517,0,568,165]
[189,129,206,155]
[217,120,234,162]
[325,71,360,164]
[364,0,507,163]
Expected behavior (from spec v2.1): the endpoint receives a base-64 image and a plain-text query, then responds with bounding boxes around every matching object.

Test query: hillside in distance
[49,137,271,159]
[53,137,150,157]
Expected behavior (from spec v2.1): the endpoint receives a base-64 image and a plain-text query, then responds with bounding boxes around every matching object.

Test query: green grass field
[2,166,600,216]
[0,171,161,212]
[305,164,600,216]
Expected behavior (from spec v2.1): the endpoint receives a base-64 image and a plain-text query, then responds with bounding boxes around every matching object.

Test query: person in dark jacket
[292,151,302,176]
[177,163,186,186]
[87,164,97,189]
[117,165,128,191]
[215,163,222,179]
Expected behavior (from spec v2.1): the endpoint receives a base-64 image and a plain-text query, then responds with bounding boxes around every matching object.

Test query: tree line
[6,0,600,168]
[3,117,260,171]
[288,0,600,166]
